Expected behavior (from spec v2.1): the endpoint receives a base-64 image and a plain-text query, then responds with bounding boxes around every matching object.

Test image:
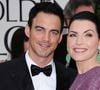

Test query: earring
[97,47,100,62]
[66,53,71,66]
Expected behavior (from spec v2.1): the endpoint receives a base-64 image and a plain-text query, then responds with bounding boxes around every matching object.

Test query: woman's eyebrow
[69,31,78,34]
[84,29,95,33]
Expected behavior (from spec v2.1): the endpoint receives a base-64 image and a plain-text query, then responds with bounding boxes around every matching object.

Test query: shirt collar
[25,51,54,73]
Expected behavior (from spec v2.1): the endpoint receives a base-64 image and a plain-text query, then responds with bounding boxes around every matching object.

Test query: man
[64,0,95,26]
[0,2,77,90]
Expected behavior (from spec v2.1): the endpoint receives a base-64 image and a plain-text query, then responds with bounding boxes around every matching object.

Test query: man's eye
[51,31,59,35]
[35,28,44,32]
[36,28,42,31]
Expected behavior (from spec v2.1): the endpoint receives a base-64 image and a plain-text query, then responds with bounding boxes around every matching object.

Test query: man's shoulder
[55,61,77,76]
[0,56,26,72]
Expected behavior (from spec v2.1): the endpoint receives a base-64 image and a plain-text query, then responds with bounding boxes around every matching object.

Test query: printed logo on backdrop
[0,0,36,60]
[0,0,67,60]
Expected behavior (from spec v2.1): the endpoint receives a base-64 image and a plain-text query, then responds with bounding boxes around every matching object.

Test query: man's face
[25,12,62,59]
[65,5,94,27]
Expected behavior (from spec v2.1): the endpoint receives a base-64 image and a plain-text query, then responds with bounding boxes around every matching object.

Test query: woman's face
[67,20,99,62]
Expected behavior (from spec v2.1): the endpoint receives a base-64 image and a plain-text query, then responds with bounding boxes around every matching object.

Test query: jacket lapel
[21,68,34,90]
[55,61,67,90]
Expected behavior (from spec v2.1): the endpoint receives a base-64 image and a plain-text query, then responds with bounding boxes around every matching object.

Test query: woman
[11,27,29,59]
[67,11,100,90]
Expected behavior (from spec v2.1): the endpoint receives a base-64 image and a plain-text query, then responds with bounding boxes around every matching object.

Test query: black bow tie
[31,64,52,76]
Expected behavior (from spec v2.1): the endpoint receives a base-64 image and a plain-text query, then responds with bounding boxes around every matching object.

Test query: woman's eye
[85,33,93,37]
[68,34,76,37]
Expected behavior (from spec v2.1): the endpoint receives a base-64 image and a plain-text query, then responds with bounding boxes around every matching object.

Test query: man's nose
[43,32,50,41]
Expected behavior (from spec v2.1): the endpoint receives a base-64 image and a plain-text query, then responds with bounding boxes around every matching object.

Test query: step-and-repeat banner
[0,0,68,61]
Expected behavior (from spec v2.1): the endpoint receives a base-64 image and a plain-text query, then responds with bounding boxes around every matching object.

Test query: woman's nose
[76,36,83,45]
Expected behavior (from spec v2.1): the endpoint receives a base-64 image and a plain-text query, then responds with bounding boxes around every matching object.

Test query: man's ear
[25,25,30,38]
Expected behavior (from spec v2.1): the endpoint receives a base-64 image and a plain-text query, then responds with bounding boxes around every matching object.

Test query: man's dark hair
[64,0,95,19]
[28,2,64,33]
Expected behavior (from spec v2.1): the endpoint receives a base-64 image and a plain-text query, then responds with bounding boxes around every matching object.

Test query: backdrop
[0,0,68,61]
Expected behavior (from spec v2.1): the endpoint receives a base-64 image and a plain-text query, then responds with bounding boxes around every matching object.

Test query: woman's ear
[97,40,100,62]
[98,40,100,48]
[24,25,30,38]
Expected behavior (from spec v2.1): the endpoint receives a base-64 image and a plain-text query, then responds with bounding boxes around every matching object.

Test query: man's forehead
[75,5,94,14]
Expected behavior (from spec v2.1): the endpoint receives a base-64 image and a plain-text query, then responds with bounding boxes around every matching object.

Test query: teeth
[74,48,87,52]
[41,44,48,47]
[40,43,49,48]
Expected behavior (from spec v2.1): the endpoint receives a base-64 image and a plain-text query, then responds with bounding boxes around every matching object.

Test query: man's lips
[39,43,50,48]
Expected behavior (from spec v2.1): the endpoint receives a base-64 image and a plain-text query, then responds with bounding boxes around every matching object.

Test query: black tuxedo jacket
[0,56,77,90]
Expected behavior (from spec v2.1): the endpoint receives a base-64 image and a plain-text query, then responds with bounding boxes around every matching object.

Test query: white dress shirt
[25,51,56,90]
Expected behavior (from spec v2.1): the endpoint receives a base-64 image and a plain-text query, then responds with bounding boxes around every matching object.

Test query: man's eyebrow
[35,25,60,33]
[35,26,45,29]
[51,29,60,33]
